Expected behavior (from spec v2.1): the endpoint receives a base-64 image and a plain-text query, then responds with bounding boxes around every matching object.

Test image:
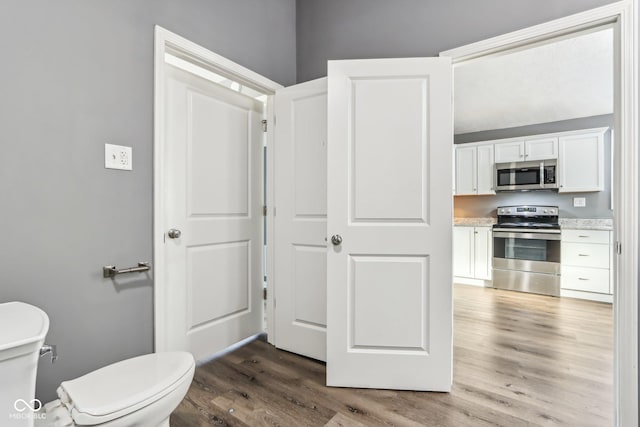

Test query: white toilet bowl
[1,302,195,427]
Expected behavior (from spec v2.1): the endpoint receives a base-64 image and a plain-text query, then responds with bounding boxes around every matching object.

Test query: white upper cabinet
[494,140,525,163]
[494,137,558,163]
[476,144,495,194]
[455,145,476,195]
[525,137,558,161]
[455,143,494,195]
[558,129,606,193]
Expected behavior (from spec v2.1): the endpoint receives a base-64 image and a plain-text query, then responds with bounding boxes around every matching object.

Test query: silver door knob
[331,234,343,246]
[168,229,182,239]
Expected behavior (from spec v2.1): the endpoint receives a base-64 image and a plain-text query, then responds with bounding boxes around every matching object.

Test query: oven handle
[493,230,562,240]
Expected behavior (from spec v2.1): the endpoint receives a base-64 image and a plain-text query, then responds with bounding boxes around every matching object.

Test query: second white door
[274,78,328,361]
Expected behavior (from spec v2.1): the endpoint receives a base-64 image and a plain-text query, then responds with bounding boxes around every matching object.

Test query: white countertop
[559,218,613,231]
[454,217,613,231]
[454,218,496,226]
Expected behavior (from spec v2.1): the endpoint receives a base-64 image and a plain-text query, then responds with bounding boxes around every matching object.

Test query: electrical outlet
[105,144,132,171]
[573,197,586,208]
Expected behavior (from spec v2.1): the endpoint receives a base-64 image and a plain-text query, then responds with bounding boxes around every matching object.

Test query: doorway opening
[442,2,637,424]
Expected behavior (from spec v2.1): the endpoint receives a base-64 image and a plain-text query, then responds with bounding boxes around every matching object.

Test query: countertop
[559,218,613,231]
[453,218,496,226]
[454,217,613,231]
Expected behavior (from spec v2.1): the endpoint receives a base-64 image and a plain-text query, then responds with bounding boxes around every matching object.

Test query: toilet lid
[0,302,49,351]
[58,351,194,425]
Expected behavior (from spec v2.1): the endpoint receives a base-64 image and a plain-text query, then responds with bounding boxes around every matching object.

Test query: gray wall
[0,0,295,402]
[454,115,614,219]
[296,0,617,83]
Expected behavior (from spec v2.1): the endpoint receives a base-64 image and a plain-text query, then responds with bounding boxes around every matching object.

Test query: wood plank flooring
[171,285,613,426]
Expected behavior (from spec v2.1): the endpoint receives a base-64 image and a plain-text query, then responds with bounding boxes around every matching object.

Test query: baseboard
[560,289,613,303]
[454,277,492,287]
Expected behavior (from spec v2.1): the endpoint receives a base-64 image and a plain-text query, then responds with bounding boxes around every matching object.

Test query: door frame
[440,1,638,425]
[153,26,282,352]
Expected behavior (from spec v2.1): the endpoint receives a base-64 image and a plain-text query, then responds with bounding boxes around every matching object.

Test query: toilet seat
[55,352,194,425]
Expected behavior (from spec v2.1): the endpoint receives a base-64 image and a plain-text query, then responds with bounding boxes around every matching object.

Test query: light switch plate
[105,144,132,171]
[573,197,586,207]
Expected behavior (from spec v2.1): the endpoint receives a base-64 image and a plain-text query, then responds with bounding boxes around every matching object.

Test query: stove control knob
[544,209,548,213]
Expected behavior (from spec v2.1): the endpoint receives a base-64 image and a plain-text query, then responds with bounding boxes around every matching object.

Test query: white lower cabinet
[454,225,492,284]
[561,229,612,302]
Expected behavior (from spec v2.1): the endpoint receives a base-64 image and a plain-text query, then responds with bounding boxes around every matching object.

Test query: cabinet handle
[578,235,590,238]
[578,254,589,257]
[578,278,589,281]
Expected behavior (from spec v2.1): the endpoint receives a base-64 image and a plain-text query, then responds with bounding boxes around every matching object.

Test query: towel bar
[103,262,151,278]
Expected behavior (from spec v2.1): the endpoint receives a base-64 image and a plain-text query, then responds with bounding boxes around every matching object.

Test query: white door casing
[326,58,453,390]
[274,78,328,361]
[163,64,264,361]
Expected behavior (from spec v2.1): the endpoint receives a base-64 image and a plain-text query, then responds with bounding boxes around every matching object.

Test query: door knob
[167,229,182,239]
[331,234,343,246]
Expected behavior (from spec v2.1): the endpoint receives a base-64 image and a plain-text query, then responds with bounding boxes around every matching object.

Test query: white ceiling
[454,28,613,135]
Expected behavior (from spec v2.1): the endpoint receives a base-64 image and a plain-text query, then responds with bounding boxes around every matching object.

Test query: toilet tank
[0,302,49,427]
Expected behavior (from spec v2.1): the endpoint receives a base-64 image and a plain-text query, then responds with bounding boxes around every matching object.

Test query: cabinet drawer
[561,266,610,294]
[562,229,610,244]
[562,242,609,268]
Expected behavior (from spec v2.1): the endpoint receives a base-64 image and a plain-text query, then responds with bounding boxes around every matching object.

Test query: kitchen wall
[454,115,614,219]
[296,0,617,83]
[0,0,296,402]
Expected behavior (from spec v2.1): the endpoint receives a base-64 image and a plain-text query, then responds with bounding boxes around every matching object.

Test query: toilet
[1,302,195,427]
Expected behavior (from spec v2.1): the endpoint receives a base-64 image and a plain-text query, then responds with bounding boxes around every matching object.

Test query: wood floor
[171,285,613,426]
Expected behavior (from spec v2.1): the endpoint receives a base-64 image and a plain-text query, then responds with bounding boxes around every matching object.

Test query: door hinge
[263,205,267,216]
[261,119,267,132]
[263,288,267,300]
[615,241,622,255]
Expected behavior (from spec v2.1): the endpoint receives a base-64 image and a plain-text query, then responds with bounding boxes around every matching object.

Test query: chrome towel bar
[103,262,151,278]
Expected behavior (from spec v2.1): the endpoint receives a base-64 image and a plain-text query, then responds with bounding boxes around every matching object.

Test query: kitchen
[452,26,615,305]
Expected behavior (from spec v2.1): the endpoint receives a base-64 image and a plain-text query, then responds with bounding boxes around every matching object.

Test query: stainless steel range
[492,205,561,296]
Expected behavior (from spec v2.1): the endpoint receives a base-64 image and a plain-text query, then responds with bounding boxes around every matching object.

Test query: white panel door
[327,58,453,391]
[163,65,263,361]
[274,78,328,361]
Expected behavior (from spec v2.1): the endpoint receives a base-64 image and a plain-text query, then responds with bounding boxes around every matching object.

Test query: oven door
[493,229,561,274]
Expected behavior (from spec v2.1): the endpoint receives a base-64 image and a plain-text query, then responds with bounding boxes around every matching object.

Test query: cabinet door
[453,227,474,278]
[494,141,524,163]
[558,132,605,192]
[473,227,492,280]
[455,146,476,195]
[525,137,558,160]
[476,144,495,194]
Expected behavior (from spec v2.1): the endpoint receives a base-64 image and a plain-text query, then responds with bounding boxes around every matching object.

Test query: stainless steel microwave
[495,159,558,191]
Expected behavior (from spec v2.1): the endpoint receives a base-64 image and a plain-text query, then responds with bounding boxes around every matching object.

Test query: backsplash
[454,114,613,220]
[454,191,612,219]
